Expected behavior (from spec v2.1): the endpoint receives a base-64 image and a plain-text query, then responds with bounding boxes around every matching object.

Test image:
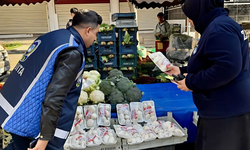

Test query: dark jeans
[10,133,34,150]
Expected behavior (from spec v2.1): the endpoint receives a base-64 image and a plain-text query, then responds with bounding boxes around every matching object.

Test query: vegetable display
[99,69,143,104]
[99,23,115,32]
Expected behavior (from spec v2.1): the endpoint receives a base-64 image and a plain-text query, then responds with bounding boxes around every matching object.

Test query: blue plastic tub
[118,41,138,55]
[84,55,98,70]
[87,43,96,56]
[118,28,137,42]
[112,13,136,21]
[98,42,117,55]
[98,54,117,68]
[97,28,116,42]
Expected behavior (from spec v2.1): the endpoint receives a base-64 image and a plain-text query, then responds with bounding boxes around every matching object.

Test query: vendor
[154,12,171,42]
[154,12,171,54]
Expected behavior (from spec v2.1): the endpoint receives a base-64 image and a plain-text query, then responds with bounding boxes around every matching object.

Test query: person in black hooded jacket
[66,7,78,28]
[166,0,250,150]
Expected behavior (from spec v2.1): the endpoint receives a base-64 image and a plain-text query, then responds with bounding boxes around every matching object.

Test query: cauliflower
[78,90,89,105]
[99,79,115,95]
[116,77,134,93]
[89,90,105,104]
[108,69,123,78]
[108,89,125,104]
[125,87,143,102]
[83,70,101,85]
[83,71,91,79]
[89,70,101,78]
[84,79,99,93]
[88,74,98,81]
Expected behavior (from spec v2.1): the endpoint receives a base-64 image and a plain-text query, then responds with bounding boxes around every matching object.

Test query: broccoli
[108,89,125,104]
[99,79,115,95]
[125,87,143,102]
[108,69,123,78]
[108,76,121,84]
[116,77,134,93]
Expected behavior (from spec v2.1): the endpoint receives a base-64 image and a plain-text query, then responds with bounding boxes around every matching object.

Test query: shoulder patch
[20,40,41,62]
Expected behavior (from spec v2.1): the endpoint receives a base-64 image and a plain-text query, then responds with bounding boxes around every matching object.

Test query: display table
[112,83,198,143]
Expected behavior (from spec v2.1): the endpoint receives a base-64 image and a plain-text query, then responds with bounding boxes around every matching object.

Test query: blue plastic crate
[118,41,138,55]
[98,42,117,55]
[98,54,117,68]
[112,13,136,21]
[97,28,116,41]
[84,55,97,70]
[118,28,137,42]
[87,43,96,56]
[118,54,137,67]
[122,69,137,79]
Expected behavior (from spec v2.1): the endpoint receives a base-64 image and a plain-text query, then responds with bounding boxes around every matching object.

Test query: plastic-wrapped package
[126,124,143,145]
[116,104,132,125]
[148,120,173,139]
[72,106,86,132]
[130,102,144,123]
[99,127,118,145]
[142,101,157,122]
[64,136,71,150]
[84,105,98,129]
[70,131,86,149]
[149,52,173,72]
[97,103,111,126]
[113,125,132,139]
[86,128,102,147]
[140,125,157,142]
[163,121,185,137]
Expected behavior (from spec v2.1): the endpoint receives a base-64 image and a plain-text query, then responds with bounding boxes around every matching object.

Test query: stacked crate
[84,43,98,70]
[97,27,117,71]
[118,27,138,69]
[112,13,138,79]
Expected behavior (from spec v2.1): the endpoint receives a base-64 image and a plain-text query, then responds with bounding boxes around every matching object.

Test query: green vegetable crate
[118,28,137,42]
[98,41,117,55]
[97,28,116,41]
[118,54,137,67]
[84,55,98,70]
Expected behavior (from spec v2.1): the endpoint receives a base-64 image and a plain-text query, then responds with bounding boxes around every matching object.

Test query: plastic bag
[167,33,194,61]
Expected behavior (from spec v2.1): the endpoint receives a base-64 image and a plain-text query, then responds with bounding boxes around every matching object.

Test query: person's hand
[156,33,161,37]
[164,65,181,76]
[172,74,192,92]
[28,140,49,150]
[160,35,164,39]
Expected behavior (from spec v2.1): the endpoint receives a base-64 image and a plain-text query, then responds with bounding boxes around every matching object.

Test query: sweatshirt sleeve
[186,32,242,91]
[180,66,188,74]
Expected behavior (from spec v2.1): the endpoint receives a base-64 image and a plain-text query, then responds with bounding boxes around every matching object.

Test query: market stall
[0,0,51,6]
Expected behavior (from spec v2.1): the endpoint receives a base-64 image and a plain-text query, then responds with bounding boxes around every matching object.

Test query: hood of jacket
[182,0,227,34]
